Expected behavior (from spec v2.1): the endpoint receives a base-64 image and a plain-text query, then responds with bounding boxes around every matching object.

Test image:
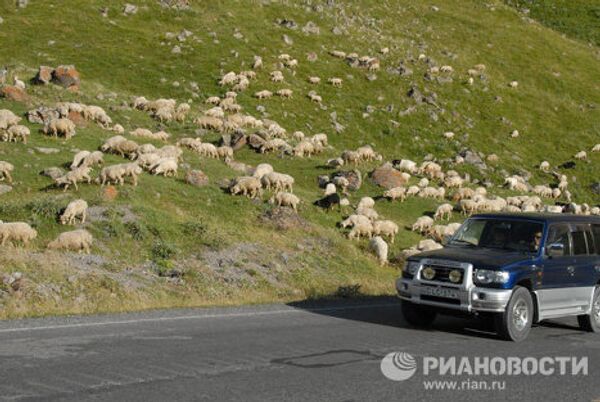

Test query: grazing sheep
[348,222,373,240]
[6,125,30,143]
[98,164,127,186]
[592,144,600,152]
[254,90,273,99]
[357,197,375,210]
[252,163,274,180]
[383,186,406,202]
[328,78,343,87]
[150,158,177,177]
[308,76,321,84]
[261,172,294,192]
[100,135,127,152]
[195,116,223,130]
[539,161,550,172]
[270,71,284,83]
[71,151,91,169]
[574,151,587,160]
[0,222,37,246]
[372,220,399,243]
[434,203,453,221]
[60,199,88,225]
[0,109,21,130]
[332,176,350,194]
[356,206,379,221]
[230,176,262,198]
[293,140,315,157]
[194,143,219,159]
[253,56,263,69]
[369,236,388,266]
[83,105,112,127]
[307,91,322,103]
[47,229,93,253]
[341,150,361,165]
[356,145,381,162]
[112,124,125,134]
[394,159,418,173]
[269,192,300,211]
[44,118,76,139]
[0,161,14,183]
[276,89,293,98]
[54,166,92,191]
[113,140,139,159]
[81,151,104,168]
[314,193,341,211]
[406,186,420,197]
[330,50,346,58]
[217,145,234,160]
[412,216,434,233]
[340,214,371,229]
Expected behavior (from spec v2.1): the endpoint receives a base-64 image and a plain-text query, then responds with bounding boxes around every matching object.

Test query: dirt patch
[260,207,310,231]
[199,243,292,288]
[87,205,138,223]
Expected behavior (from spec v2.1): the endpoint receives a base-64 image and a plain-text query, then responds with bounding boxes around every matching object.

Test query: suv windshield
[449,218,544,253]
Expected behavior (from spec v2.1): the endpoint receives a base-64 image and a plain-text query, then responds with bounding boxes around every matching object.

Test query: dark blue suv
[397,213,600,341]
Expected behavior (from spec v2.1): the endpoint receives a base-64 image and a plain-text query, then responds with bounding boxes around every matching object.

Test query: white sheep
[348,222,373,240]
[230,176,262,198]
[383,186,406,202]
[372,220,399,243]
[369,236,388,266]
[592,144,600,153]
[574,151,587,160]
[340,214,371,229]
[47,229,93,253]
[434,203,453,221]
[0,222,37,246]
[269,192,300,212]
[54,166,92,191]
[44,118,76,139]
[539,161,550,172]
[308,76,321,84]
[0,109,21,129]
[324,183,337,196]
[150,158,177,177]
[0,161,14,183]
[252,163,273,180]
[71,151,91,169]
[100,135,127,152]
[60,199,88,225]
[276,89,293,98]
[412,216,434,233]
[6,125,30,143]
[328,77,343,87]
[254,90,273,99]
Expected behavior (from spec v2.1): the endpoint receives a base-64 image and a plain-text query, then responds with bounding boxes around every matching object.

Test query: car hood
[413,246,535,270]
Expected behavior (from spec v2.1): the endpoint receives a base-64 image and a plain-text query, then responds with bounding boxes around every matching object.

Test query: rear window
[593,225,600,255]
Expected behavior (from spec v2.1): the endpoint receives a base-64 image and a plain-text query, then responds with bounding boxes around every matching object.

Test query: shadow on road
[287,295,501,341]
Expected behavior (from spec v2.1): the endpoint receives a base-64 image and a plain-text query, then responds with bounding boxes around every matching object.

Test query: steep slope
[0,0,598,318]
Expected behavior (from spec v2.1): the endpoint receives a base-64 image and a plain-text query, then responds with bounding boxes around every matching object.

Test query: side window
[571,227,589,255]
[547,224,571,256]
[592,225,600,255]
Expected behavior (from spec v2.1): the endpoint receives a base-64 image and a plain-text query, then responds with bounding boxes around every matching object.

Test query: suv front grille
[420,264,464,284]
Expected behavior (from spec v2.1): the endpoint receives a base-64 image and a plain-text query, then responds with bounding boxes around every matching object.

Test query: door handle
[567,266,575,276]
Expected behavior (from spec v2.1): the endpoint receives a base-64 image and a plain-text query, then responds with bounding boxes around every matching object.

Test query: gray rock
[332,170,362,191]
[282,34,293,45]
[185,170,209,187]
[40,167,64,179]
[123,3,138,15]
[332,26,343,35]
[35,147,60,155]
[302,21,320,35]
[0,184,12,195]
[591,182,600,195]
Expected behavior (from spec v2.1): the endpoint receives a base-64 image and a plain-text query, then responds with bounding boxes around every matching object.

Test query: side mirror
[546,242,565,258]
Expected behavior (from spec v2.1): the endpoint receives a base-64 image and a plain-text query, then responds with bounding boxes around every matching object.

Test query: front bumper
[396,278,512,313]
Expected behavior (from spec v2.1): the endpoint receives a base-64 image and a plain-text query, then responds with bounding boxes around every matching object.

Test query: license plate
[421,286,459,299]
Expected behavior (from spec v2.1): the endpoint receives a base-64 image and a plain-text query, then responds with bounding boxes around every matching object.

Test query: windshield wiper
[449,239,477,247]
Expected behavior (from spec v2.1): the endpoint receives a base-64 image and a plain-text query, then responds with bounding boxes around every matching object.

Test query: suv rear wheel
[578,286,600,332]
[401,301,437,327]
[495,286,533,342]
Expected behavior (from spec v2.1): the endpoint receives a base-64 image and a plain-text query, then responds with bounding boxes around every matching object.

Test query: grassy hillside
[0,0,598,318]
[505,0,600,46]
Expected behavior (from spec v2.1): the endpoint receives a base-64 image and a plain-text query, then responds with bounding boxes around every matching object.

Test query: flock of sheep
[0,46,599,268]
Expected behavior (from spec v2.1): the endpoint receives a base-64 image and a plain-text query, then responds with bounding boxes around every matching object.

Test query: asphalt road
[0,297,598,401]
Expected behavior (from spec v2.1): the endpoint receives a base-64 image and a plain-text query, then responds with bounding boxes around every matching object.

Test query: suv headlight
[474,269,510,285]
[403,261,421,276]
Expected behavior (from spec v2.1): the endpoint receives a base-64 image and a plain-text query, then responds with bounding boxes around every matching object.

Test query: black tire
[578,286,600,332]
[401,301,437,328]
[495,286,533,342]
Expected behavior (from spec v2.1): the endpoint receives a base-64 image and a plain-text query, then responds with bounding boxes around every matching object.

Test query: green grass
[505,0,600,46]
[0,0,598,318]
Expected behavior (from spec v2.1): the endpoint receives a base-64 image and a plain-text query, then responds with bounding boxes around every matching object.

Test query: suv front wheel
[578,286,600,332]
[495,286,533,342]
